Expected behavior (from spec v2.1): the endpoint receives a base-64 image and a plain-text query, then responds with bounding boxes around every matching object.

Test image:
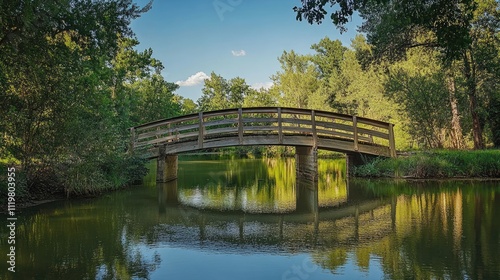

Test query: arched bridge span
[130,107,396,158]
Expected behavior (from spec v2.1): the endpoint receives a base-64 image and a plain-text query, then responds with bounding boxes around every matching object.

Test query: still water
[1,157,500,280]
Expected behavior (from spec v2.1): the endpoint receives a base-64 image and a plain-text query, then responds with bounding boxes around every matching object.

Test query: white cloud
[175,72,209,87]
[231,50,247,57]
[251,81,274,90]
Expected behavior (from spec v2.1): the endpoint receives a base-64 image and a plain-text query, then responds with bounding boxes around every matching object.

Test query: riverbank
[353,150,500,178]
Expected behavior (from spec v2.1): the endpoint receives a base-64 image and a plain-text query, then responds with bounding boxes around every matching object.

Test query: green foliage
[293,0,500,150]
[294,0,476,60]
[0,0,182,197]
[385,48,453,148]
[272,50,323,109]
[243,87,278,107]
[198,72,254,111]
[354,150,500,178]
[179,97,198,114]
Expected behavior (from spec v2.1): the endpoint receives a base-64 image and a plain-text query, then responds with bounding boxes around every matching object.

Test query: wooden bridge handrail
[130,107,396,157]
[131,107,393,130]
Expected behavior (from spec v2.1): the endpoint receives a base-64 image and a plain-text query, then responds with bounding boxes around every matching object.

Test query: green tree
[243,87,278,107]
[0,0,155,196]
[228,77,249,107]
[294,0,500,149]
[129,74,181,124]
[198,72,252,111]
[385,49,455,148]
[179,98,198,114]
[272,50,322,109]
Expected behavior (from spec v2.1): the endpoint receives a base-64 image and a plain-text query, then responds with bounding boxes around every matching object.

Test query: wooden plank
[357,127,389,140]
[238,108,243,144]
[135,135,176,148]
[311,110,317,148]
[161,141,201,154]
[202,137,240,149]
[136,124,198,140]
[353,116,359,151]
[203,108,239,118]
[240,117,279,123]
[205,127,239,136]
[242,107,277,114]
[280,126,312,134]
[388,123,396,157]
[278,107,283,144]
[135,131,200,148]
[280,118,312,126]
[281,135,314,147]
[356,117,390,129]
[134,114,198,132]
[317,138,356,153]
[241,135,280,146]
[198,112,204,149]
[315,121,354,133]
[314,111,352,121]
[129,127,136,152]
[314,128,367,141]
[242,126,278,132]
[203,119,238,128]
[281,108,311,116]
[358,144,391,157]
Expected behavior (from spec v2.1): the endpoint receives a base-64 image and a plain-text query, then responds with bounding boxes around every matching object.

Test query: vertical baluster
[238,108,243,144]
[389,123,396,157]
[198,112,204,149]
[278,108,283,144]
[353,116,359,151]
[311,110,317,148]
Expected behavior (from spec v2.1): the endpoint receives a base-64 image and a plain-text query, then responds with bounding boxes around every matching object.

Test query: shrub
[354,150,500,178]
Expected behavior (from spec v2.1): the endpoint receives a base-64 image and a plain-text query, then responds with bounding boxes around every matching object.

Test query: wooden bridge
[129,107,396,181]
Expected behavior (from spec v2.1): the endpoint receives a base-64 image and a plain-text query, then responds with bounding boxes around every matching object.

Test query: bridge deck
[129,107,396,158]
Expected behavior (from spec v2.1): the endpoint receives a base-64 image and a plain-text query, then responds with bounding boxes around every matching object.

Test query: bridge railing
[130,107,396,157]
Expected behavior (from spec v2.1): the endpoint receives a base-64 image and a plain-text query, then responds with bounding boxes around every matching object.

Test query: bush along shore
[354,150,500,179]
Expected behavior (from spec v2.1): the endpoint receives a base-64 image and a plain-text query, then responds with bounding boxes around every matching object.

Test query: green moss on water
[354,150,500,178]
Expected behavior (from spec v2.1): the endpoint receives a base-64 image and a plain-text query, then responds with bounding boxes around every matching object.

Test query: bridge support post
[157,180,178,214]
[346,153,378,177]
[157,145,178,182]
[295,146,318,181]
[295,178,318,214]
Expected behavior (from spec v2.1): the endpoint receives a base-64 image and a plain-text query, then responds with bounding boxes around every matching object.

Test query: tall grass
[354,150,500,178]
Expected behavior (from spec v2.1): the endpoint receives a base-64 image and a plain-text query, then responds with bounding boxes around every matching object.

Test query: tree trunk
[463,50,484,149]
[489,92,500,147]
[446,72,465,149]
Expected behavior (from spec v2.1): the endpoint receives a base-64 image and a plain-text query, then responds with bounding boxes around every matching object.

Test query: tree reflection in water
[1,157,499,280]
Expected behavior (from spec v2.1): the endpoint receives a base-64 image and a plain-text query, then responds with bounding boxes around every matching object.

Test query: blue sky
[131,0,362,101]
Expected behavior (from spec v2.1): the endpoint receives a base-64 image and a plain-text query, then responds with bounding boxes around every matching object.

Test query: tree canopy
[293,0,500,149]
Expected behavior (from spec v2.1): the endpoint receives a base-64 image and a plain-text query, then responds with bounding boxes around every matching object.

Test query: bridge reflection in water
[7,156,496,280]
[154,164,395,253]
[130,107,397,181]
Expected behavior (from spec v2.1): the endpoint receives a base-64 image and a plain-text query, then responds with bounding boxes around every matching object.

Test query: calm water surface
[1,157,500,280]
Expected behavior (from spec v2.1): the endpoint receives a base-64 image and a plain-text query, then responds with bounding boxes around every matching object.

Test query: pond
[1,157,500,279]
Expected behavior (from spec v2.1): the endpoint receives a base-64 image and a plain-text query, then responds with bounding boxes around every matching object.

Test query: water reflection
[175,158,347,213]
[1,157,499,280]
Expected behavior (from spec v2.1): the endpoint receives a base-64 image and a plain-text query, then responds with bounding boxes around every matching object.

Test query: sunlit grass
[354,150,500,178]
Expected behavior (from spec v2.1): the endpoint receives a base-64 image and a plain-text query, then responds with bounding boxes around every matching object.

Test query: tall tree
[243,88,278,107]
[293,0,500,149]
[0,0,156,195]
[272,50,322,109]
[198,72,252,111]
[198,72,229,111]
[385,48,457,148]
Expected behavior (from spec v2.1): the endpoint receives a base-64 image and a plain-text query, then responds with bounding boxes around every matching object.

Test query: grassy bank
[354,150,500,178]
[0,154,148,206]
